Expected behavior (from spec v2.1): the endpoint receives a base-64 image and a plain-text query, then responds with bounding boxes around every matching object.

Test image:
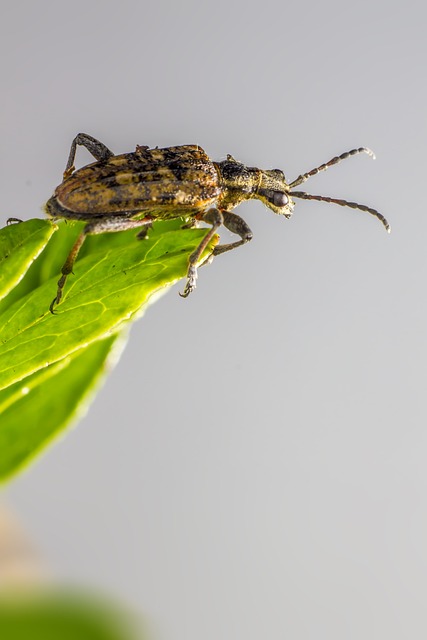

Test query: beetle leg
[212,211,253,256]
[63,133,114,180]
[50,216,151,313]
[179,208,223,298]
[136,222,153,240]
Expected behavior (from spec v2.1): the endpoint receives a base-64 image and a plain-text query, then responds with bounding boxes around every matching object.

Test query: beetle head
[257,169,294,218]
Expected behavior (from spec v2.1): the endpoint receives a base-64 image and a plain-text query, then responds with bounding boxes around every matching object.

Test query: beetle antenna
[290,191,391,233]
[289,147,375,189]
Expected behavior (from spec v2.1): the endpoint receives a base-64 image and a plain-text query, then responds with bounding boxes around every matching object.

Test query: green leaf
[0,332,126,481]
[0,217,217,480]
[0,219,56,302]
[0,221,217,391]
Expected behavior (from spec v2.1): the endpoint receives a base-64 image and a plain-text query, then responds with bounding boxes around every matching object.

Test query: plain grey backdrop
[1,0,426,638]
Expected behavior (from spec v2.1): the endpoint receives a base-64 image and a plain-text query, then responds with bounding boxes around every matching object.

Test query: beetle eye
[272,191,288,207]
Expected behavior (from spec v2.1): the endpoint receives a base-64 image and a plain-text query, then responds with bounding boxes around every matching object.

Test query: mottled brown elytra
[45,133,390,312]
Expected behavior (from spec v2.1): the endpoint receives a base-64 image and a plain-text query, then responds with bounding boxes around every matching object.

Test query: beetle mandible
[45,133,390,312]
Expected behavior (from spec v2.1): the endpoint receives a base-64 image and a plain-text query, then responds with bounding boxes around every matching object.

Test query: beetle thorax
[215,157,260,211]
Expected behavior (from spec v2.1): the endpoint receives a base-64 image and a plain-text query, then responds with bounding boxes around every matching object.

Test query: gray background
[1,0,426,638]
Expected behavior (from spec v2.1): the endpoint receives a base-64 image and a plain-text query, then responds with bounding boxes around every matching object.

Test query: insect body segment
[45,133,389,312]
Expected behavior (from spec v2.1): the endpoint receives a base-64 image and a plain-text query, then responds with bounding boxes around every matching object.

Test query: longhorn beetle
[45,133,390,312]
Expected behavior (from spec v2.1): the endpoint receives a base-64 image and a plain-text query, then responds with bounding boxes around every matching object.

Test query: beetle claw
[49,298,58,314]
[179,266,197,298]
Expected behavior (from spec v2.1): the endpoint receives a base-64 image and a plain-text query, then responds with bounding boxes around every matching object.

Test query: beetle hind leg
[63,133,114,179]
[50,232,86,313]
[50,216,152,313]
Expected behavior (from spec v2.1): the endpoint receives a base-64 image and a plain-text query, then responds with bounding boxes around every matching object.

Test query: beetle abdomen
[47,145,221,219]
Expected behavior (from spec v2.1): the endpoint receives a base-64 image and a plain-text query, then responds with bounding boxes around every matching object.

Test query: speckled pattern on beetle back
[46,145,222,221]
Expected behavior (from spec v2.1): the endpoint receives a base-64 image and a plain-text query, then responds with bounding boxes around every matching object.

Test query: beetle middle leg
[179,208,223,298]
[136,221,153,240]
[63,133,114,180]
[50,216,151,313]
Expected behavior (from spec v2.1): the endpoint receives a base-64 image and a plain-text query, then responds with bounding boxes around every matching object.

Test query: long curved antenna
[291,191,391,233]
[289,147,375,189]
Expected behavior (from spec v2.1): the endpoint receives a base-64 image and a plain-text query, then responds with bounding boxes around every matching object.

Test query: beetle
[45,133,390,313]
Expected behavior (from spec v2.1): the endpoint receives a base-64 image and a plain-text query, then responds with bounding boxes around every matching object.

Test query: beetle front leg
[63,133,114,180]
[50,216,152,313]
[212,210,253,256]
[179,208,223,298]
